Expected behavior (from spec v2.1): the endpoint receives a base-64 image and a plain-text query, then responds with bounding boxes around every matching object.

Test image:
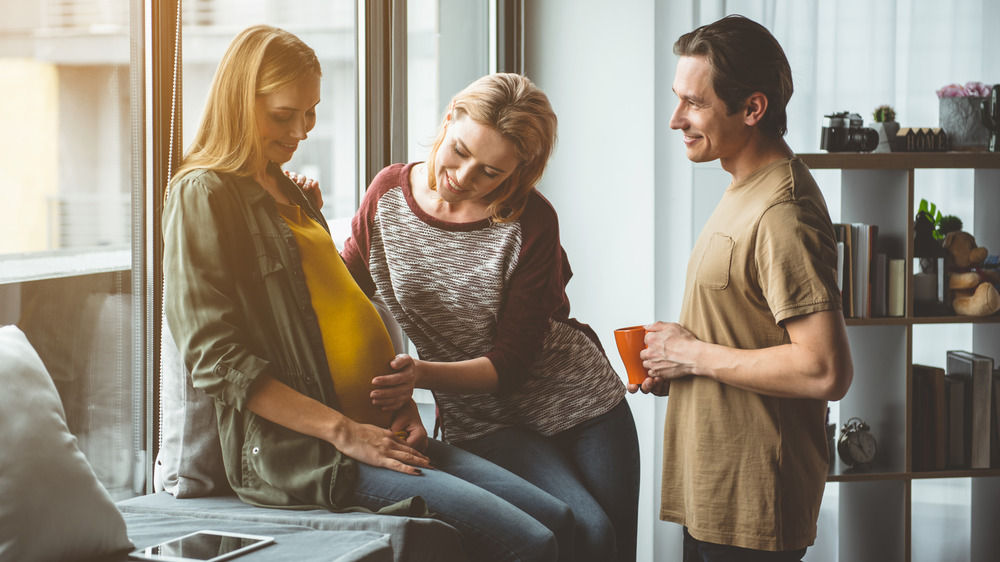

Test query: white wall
[524,2,707,560]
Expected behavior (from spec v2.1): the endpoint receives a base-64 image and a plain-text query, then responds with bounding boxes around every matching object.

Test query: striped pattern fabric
[365,183,623,443]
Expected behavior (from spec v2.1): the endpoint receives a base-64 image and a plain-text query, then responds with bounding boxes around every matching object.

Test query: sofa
[0,324,466,562]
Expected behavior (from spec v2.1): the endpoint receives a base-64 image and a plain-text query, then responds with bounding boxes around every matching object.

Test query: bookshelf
[799,152,1000,562]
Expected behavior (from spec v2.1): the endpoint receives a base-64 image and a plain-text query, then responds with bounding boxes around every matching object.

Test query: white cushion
[0,324,133,561]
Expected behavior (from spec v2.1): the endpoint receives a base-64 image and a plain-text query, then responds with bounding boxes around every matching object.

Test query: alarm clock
[837,417,877,469]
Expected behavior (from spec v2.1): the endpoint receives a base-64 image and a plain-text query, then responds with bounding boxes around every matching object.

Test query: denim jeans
[683,528,808,562]
[347,438,571,562]
[457,398,640,562]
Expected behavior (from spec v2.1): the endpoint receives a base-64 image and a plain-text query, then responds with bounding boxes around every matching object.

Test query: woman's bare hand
[331,418,431,476]
[246,375,428,475]
[284,170,323,210]
[371,354,418,412]
[391,400,430,453]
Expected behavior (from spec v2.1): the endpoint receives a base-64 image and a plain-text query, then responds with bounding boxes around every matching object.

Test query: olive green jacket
[163,166,420,514]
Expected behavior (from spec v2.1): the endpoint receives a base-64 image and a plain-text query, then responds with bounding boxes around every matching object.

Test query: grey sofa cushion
[116,512,393,562]
[154,315,230,497]
[117,493,467,562]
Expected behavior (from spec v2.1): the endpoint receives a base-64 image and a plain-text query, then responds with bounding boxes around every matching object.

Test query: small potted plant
[870,104,899,153]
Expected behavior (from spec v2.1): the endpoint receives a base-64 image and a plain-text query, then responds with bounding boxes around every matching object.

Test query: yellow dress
[276,201,395,428]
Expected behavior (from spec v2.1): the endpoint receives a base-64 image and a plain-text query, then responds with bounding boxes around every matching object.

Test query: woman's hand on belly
[370,354,418,412]
[331,416,431,475]
[246,374,429,475]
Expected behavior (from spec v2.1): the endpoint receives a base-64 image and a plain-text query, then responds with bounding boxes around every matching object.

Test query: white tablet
[129,530,275,562]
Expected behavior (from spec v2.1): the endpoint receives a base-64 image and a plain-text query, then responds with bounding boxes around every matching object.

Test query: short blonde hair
[172,25,321,184]
[427,73,557,222]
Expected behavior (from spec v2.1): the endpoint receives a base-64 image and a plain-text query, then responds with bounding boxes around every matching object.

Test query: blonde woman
[342,73,640,562]
[164,25,571,561]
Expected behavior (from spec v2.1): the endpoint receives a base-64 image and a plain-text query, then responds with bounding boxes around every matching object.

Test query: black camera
[820,112,879,152]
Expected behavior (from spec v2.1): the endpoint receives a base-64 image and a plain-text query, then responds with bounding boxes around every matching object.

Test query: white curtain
[654,2,998,562]
[677,0,999,153]
[525,1,996,561]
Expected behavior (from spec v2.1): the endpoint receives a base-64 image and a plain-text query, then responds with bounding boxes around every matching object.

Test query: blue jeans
[347,438,571,561]
[683,528,808,562]
[457,398,640,562]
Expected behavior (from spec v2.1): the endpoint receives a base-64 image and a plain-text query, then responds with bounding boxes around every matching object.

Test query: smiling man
[628,15,854,562]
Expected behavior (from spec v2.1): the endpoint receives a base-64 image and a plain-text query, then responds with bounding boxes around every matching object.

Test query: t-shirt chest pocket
[695,233,734,290]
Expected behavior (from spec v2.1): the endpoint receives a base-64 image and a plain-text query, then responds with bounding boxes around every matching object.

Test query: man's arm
[638,309,853,400]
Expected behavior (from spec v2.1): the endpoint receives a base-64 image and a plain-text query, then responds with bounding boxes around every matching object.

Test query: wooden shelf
[845,315,1000,326]
[844,317,910,327]
[819,151,1000,561]
[799,151,1000,170]
[828,468,1000,483]
[908,468,1000,480]
[909,314,1000,324]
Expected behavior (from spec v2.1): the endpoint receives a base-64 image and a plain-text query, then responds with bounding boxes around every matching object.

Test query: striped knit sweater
[343,162,623,443]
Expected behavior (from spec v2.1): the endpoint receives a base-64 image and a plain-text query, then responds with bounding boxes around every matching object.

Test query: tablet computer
[129,530,274,562]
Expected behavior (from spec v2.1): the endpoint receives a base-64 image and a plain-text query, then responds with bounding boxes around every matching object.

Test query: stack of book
[912,351,1000,470]
[834,222,904,318]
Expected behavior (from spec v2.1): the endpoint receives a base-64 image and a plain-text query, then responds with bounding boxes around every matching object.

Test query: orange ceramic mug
[614,325,650,386]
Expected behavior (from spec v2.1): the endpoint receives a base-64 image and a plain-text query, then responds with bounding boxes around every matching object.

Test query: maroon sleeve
[341,164,408,297]
[485,192,572,395]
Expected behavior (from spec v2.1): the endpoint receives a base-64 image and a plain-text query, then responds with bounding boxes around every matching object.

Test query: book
[946,350,995,468]
[836,241,844,292]
[854,224,867,317]
[833,223,853,317]
[931,365,947,470]
[887,259,905,317]
[872,252,887,317]
[945,374,971,468]
[834,222,882,318]
[912,365,930,470]
[993,369,1000,468]
[865,225,879,317]
[913,364,947,470]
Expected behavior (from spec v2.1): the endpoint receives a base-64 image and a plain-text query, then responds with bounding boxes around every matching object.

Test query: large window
[0,0,515,499]
[0,0,139,500]
[406,0,492,163]
[180,1,358,226]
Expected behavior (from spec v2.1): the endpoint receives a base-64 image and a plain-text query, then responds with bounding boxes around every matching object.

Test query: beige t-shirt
[659,157,842,551]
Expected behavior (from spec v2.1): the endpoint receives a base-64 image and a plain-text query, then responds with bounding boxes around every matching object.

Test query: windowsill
[0,247,131,285]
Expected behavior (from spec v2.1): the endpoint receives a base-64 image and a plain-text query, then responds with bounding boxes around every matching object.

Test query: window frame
[143,0,182,493]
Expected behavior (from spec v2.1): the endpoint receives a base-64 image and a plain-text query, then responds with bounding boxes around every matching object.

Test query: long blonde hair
[171,25,321,185]
[427,73,557,223]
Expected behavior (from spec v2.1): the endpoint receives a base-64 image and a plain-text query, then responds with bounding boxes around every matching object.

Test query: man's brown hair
[674,15,793,137]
